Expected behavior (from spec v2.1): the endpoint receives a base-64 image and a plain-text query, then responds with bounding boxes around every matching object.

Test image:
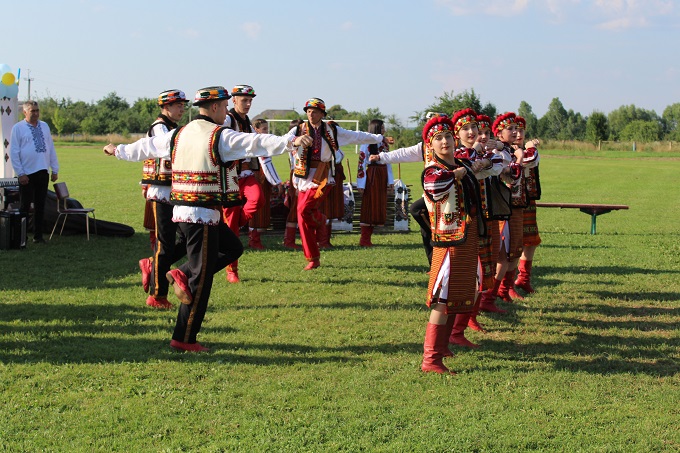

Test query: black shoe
[32,237,46,244]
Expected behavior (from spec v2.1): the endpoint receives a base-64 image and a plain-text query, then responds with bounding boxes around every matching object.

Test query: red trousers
[297,186,331,261]
[222,174,264,236]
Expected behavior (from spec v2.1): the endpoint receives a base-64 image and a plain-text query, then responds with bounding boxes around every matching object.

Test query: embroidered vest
[169,119,242,208]
[225,111,260,173]
[293,121,339,178]
[141,116,176,186]
[422,159,480,246]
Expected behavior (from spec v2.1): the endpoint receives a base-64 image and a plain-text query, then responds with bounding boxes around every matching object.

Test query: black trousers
[19,169,49,239]
[150,201,187,298]
[409,197,433,265]
[172,221,243,344]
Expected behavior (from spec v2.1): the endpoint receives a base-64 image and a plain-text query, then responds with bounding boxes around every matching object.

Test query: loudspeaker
[0,211,27,250]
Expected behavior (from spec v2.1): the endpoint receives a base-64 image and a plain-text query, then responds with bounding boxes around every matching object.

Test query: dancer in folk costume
[318,140,347,249]
[469,113,507,330]
[420,116,485,374]
[282,119,303,249]
[509,116,541,295]
[248,118,284,250]
[478,112,526,312]
[139,90,188,309]
[283,98,390,270]
[104,86,312,352]
[367,113,450,264]
[221,85,281,283]
[446,109,504,348]
[356,119,394,247]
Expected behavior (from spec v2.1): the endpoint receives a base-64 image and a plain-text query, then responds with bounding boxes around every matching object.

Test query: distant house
[252,109,299,120]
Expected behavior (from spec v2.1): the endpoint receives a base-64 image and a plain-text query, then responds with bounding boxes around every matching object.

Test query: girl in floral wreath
[479,112,525,311]
[420,115,485,375]
[446,109,504,348]
[356,119,394,246]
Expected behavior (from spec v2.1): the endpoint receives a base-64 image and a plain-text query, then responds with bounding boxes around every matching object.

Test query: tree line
[32,90,680,145]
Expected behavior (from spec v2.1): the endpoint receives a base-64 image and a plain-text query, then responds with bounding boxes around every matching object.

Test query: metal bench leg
[591,214,597,235]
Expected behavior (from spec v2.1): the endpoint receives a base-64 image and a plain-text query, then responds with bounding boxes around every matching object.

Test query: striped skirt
[359,165,388,226]
[522,200,542,246]
[499,208,524,261]
[478,219,501,290]
[427,216,479,314]
[321,164,345,220]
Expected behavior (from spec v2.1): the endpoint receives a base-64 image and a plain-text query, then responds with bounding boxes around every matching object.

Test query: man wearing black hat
[104,86,312,352]
[139,90,188,310]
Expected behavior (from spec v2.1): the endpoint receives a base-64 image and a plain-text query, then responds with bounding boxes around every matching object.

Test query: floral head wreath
[514,116,526,130]
[492,112,516,136]
[476,114,492,132]
[451,108,478,137]
[422,116,455,145]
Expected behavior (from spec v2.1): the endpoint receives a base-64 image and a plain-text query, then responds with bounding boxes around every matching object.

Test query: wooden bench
[535,202,629,235]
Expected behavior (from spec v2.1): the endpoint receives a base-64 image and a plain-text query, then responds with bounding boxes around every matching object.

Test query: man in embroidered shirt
[10,100,59,243]
[103,86,312,352]
[283,98,391,270]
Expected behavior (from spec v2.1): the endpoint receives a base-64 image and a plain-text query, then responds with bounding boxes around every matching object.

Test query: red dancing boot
[166,269,193,304]
[421,323,455,375]
[318,223,332,249]
[304,259,320,271]
[479,279,507,314]
[515,259,535,294]
[449,313,480,349]
[248,229,266,250]
[283,226,301,249]
[170,339,209,352]
[226,262,240,283]
[441,315,455,357]
[146,295,173,309]
[149,231,156,253]
[139,258,151,293]
[498,271,522,302]
[468,314,486,332]
[359,225,374,247]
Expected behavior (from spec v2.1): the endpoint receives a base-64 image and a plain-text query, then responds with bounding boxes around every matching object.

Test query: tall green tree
[539,97,568,139]
[414,89,496,124]
[607,104,659,140]
[585,111,609,144]
[662,103,680,141]
[619,120,661,142]
[517,101,538,137]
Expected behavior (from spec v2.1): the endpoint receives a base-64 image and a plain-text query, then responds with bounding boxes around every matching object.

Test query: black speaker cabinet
[0,211,27,250]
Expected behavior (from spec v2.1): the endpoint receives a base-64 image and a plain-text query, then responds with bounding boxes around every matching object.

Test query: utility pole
[23,69,34,100]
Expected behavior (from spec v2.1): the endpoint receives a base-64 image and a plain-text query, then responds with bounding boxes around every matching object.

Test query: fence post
[632,141,636,152]
[598,140,601,151]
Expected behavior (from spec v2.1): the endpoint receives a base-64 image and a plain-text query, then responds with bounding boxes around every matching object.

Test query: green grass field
[1,144,678,451]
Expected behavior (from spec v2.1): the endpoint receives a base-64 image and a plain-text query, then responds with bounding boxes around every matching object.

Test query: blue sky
[3,0,679,125]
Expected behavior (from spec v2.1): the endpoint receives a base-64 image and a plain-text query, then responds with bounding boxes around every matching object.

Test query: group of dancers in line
[395,110,542,374]
[103,85,541,362]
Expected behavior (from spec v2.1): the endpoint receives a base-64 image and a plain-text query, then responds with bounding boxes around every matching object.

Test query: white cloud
[593,0,674,30]
[241,22,262,39]
[182,28,200,39]
[436,0,529,16]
